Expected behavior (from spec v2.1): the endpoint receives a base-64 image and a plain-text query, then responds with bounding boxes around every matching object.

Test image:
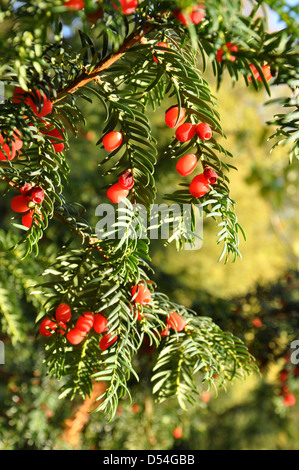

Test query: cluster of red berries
[131,283,187,336]
[164,105,218,198]
[64,0,138,16]
[11,183,44,229]
[107,169,134,203]
[278,357,298,407]
[215,42,272,83]
[39,303,118,351]
[12,87,65,153]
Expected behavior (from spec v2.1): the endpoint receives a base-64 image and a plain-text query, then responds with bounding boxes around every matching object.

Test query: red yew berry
[118,171,134,190]
[66,327,86,345]
[0,133,17,161]
[201,391,211,403]
[76,312,94,334]
[39,318,57,337]
[40,123,65,153]
[283,393,296,407]
[153,42,170,64]
[196,123,212,141]
[165,105,186,129]
[31,187,45,204]
[87,8,103,24]
[173,427,183,439]
[175,123,196,142]
[12,129,23,151]
[252,318,263,328]
[55,303,72,323]
[279,370,289,383]
[93,313,108,334]
[203,167,218,184]
[176,154,197,177]
[189,174,210,198]
[120,0,138,15]
[107,183,129,203]
[58,321,67,335]
[22,210,34,229]
[64,0,85,10]
[103,131,123,152]
[99,332,118,351]
[216,43,238,63]
[132,284,152,305]
[160,325,170,337]
[248,64,272,82]
[131,404,140,413]
[173,4,205,25]
[13,87,53,118]
[167,311,186,332]
[20,183,34,196]
[11,195,31,213]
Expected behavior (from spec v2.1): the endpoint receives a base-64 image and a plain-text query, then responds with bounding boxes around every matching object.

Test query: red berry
[0,133,17,161]
[12,129,23,151]
[201,391,211,403]
[283,393,296,407]
[66,328,85,345]
[55,303,72,323]
[20,183,34,196]
[107,183,129,203]
[153,42,170,64]
[118,171,134,190]
[165,106,186,129]
[173,4,205,25]
[93,313,108,334]
[175,123,196,142]
[64,0,85,10]
[216,43,238,63]
[132,284,151,305]
[40,123,64,153]
[31,187,45,204]
[252,318,262,328]
[39,318,57,337]
[196,123,212,141]
[160,326,170,337]
[103,131,123,152]
[119,0,138,15]
[76,312,94,334]
[173,427,183,439]
[99,332,118,351]
[11,195,31,213]
[13,87,52,118]
[167,311,186,332]
[22,210,34,229]
[189,174,210,198]
[131,404,140,413]
[58,321,67,335]
[203,167,218,184]
[176,154,197,176]
[190,4,205,24]
[87,8,103,23]
[248,64,272,82]
[279,369,289,383]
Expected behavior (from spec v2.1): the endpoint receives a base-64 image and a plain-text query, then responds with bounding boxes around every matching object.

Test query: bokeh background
[0,2,299,450]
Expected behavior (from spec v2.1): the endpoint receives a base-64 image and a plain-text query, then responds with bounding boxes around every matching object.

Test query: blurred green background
[0,12,299,450]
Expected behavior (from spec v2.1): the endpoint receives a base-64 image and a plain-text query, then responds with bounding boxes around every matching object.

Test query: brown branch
[53,23,153,104]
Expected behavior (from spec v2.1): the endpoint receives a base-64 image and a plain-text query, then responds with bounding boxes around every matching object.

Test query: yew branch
[53,23,153,104]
